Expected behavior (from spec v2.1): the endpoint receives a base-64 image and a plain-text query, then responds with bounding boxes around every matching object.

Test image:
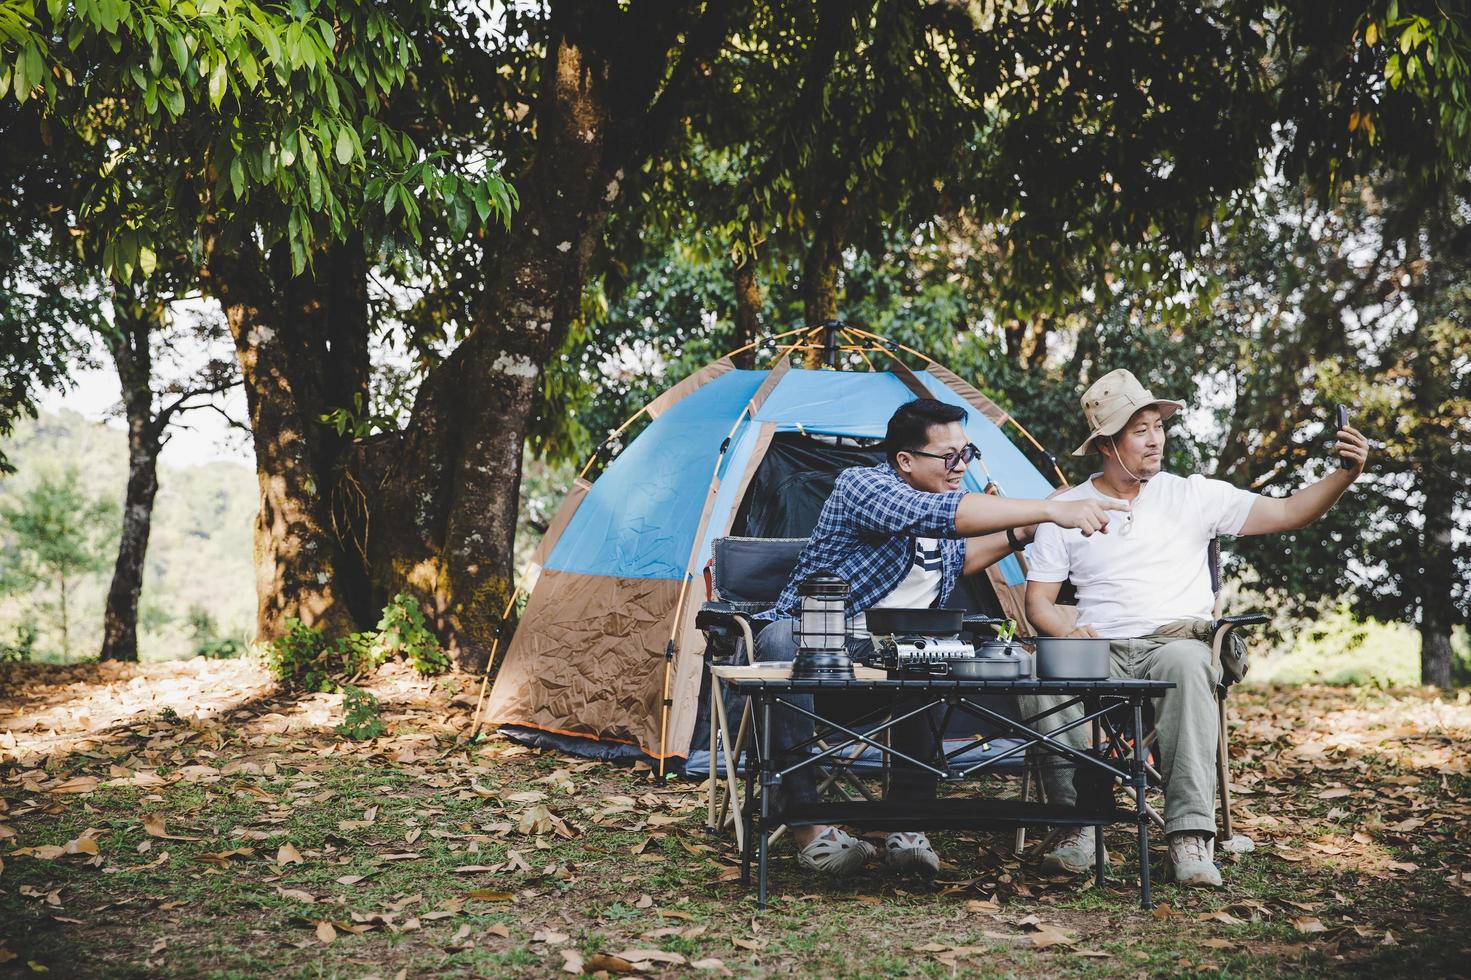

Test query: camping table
[717,666,1173,910]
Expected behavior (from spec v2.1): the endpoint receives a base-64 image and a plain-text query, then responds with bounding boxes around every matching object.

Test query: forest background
[1,0,1468,688]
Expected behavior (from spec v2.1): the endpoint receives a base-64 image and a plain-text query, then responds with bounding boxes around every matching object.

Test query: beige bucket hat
[1072,369,1186,456]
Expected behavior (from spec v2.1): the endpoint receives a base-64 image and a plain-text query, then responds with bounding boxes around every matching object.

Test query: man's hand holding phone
[1332,404,1369,479]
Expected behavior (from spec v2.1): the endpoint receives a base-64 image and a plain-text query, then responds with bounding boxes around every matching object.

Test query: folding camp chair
[1021,538,1266,851]
[695,536,806,850]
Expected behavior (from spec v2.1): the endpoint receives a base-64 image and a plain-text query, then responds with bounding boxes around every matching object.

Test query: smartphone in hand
[1335,404,1350,470]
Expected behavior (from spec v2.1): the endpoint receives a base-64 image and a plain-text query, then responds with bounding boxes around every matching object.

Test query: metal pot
[945,639,1032,679]
[1033,636,1112,679]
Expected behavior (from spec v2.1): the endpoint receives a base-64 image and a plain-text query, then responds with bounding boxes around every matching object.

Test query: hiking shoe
[1168,832,1222,888]
[1041,826,1107,875]
[884,832,940,875]
[796,827,876,877]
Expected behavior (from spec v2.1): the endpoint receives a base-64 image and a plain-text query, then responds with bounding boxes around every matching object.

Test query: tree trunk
[203,238,366,643]
[353,4,732,668]
[801,210,845,368]
[732,247,762,369]
[361,31,621,667]
[59,569,69,661]
[99,288,165,662]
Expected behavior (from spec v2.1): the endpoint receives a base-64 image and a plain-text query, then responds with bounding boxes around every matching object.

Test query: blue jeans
[752,619,941,813]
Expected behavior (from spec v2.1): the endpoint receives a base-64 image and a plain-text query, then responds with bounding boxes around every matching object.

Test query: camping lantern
[793,572,854,680]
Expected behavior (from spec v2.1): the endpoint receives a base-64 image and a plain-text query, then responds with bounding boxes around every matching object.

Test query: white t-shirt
[1026,473,1258,639]
[851,537,942,636]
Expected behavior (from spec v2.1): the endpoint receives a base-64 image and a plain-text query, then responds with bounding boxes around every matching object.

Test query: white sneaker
[884,832,940,874]
[796,827,875,877]
[1168,832,1222,888]
[1041,826,1106,874]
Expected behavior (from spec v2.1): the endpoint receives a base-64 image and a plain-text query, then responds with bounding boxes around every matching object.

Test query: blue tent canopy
[548,368,1052,586]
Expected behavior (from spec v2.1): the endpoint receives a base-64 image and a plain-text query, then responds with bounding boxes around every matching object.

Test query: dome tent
[478,326,1060,770]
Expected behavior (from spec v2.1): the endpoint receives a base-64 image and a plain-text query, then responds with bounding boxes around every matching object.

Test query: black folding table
[722,671,1174,910]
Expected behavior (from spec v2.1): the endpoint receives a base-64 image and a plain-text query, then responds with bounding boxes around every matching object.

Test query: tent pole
[656,387,770,775]
[467,562,537,741]
[658,572,694,777]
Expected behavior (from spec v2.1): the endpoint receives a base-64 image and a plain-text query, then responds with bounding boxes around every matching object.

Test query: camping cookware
[1032,636,1112,679]
[864,607,963,636]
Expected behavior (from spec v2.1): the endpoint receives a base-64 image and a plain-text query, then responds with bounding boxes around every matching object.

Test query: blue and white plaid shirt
[755,464,969,622]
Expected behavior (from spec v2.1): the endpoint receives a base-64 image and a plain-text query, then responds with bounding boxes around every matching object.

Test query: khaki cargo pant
[1016,619,1221,838]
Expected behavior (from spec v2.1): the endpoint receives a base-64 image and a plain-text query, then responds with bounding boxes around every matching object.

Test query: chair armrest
[695,602,745,633]
[695,603,758,666]
[1211,613,1267,690]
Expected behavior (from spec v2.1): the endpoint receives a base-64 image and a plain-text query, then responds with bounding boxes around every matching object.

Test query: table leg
[740,696,754,886]
[1091,698,1106,887]
[1134,697,1153,910]
[758,694,772,910]
[707,680,718,833]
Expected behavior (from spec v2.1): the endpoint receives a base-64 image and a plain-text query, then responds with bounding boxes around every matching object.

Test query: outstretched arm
[953,493,1126,538]
[1238,425,1369,536]
[963,487,1069,575]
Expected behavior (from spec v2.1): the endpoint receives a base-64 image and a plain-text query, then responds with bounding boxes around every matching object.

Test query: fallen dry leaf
[316,921,337,945]
[142,815,201,842]
[560,948,584,974]
[583,953,637,974]
[277,843,304,865]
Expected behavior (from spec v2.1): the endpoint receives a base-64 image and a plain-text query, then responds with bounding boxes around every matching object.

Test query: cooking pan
[865,607,963,636]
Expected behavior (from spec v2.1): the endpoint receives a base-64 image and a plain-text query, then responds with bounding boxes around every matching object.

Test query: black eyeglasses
[909,443,980,471]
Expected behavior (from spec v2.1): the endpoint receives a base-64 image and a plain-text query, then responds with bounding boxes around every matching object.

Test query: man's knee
[753,618,797,664]
[1151,639,1218,687]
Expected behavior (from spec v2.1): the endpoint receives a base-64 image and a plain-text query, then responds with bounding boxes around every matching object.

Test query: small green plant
[260,619,376,692]
[335,685,385,740]
[260,597,446,691]
[373,593,448,675]
[0,623,36,663]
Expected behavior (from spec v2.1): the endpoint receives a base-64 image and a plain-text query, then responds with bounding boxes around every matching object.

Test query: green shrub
[373,593,449,675]
[260,619,381,692]
[335,685,385,740]
[0,624,36,663]
[260,594,449,691]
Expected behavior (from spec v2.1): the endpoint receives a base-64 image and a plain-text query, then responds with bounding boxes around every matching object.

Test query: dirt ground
[2,658,1469,978]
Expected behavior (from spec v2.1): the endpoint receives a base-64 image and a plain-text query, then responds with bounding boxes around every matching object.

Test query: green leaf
[137,245,157,278]
[230,157,245,199]
[334,125,354,165]
[162,82,183,117]
[166,30,188,74]
[208,58,226,108]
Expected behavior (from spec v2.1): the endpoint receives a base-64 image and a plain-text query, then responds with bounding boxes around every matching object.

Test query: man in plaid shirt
[752,398,1123,877]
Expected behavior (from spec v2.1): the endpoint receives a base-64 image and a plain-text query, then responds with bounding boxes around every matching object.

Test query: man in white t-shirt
[1023,369,1368,888]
